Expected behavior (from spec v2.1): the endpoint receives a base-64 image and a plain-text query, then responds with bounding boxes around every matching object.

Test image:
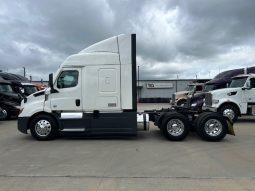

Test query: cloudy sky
[1,0,255,81]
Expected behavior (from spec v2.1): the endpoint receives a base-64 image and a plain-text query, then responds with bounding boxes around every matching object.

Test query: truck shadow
[236,118,255,123]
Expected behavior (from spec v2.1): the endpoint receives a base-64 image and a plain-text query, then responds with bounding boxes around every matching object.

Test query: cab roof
[232,74,255,79]
[0,76,11,84]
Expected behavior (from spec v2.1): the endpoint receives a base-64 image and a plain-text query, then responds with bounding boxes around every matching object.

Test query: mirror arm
[49,73,59,93]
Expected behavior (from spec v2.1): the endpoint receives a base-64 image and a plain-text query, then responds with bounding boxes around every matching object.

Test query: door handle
[75,99,80,106]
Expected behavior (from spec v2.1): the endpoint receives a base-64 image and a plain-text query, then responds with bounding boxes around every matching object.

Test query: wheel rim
[167,119,185,136]
[35,120,52,137]
[222,109,235,120]
[204,119,222,137]
[1,109,8,119]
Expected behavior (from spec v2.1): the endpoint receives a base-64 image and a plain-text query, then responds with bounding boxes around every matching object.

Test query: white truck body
[18,34,138,136]
[204,74,255,121]
[17,34,234,142]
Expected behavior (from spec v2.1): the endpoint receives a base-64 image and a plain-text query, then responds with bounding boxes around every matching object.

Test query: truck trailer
[17,34,234,142]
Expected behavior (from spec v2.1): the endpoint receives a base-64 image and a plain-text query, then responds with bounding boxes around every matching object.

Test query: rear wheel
[219,104,239,122]
[29,115,59,141]
[160,112,190,141]
[195,112,227,142]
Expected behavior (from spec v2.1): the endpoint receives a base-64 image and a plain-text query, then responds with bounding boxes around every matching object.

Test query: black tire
[29,114,59,141]
[177,99,187,106]
[160,112,190,141]
[195,112,227,142]
[218,104,239,122]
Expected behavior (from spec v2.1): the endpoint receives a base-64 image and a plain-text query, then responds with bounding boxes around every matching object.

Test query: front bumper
[202,106,217,112]
[18,117,30,134]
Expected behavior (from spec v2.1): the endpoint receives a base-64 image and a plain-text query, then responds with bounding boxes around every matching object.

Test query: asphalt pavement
[0,103,255,191]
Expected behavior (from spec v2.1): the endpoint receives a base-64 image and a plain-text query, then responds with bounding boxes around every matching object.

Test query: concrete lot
[0,103,255,191]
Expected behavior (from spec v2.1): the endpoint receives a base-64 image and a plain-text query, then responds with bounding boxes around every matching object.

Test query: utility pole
[22,67,26,77]
[137,65,140,103]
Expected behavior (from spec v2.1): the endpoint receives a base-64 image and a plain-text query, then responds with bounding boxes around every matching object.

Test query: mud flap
[226,118,235,136]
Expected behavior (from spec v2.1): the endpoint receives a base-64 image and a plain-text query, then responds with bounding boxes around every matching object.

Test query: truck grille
[204,93,212,106]
[172,94,176,102]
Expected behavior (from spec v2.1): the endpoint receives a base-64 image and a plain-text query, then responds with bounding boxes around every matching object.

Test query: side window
[57,70,79,89]
[250,78,255,88]
[196,85,203,91]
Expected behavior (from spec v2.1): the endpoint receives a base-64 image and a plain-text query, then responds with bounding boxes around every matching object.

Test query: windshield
[204,84,215,92]
[0,84,13,93]
[186,85,195,91]
[229,77,248,88]
[24,86,37,95]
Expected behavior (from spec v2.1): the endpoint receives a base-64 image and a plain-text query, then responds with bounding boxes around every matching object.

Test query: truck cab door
[50,68,82,111]
[243,78,255,104]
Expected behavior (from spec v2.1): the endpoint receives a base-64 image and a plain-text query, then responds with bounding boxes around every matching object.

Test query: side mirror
[49,73,58,93]
[242,81,251,90]
[246,81,251,90]
[49,73,53,88]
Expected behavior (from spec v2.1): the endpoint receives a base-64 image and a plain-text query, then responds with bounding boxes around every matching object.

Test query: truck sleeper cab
[18,34,137,140]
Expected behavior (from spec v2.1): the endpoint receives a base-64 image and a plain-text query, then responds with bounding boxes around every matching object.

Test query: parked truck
[0,77,20,120]
[0,72,38,97]
[17,34,234,141]
[204,73,255,122]
[171,83,204,106]
[188,67,255,110]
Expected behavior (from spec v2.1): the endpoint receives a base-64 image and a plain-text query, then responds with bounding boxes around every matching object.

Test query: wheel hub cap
[35,120,51,137]
[167,119,185,136]
[1,109,8,119]
[204,119,222,136]
[223,109,235,120]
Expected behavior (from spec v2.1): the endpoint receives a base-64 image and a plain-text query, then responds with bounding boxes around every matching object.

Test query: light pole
[137,65,140,103]
[22,67,26,77]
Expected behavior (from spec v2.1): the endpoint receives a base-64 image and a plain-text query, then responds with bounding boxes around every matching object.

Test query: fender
[213,98,246,114]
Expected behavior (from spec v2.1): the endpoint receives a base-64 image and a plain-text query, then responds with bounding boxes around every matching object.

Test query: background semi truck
[0,77,20,120]
[18,34,234,141]
[204,73,255,122]
[0,72,38,97]
[171,82,204,106]
[186,67,255,110]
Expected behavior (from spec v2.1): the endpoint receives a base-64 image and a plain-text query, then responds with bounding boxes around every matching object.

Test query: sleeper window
[57,70,79,89]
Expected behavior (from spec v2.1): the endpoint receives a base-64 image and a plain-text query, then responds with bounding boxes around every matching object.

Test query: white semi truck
[18,34,234,141]
[204,74,255,122]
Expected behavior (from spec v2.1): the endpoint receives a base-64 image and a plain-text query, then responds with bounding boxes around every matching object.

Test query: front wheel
[177,99,187,106]
[160,112,190,141]
[29,114,59,141]
[195,112,227,142]
[219,104,239,122]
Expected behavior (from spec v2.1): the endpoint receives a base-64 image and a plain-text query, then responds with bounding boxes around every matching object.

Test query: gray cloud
[1,0,255,80]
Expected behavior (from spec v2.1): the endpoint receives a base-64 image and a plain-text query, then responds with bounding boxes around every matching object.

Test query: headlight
[212,99,219,104]
[191,103,197,107]
[15,106,21,110]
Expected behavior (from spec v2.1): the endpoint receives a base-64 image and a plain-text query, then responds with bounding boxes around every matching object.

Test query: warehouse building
[137,79,209,103]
